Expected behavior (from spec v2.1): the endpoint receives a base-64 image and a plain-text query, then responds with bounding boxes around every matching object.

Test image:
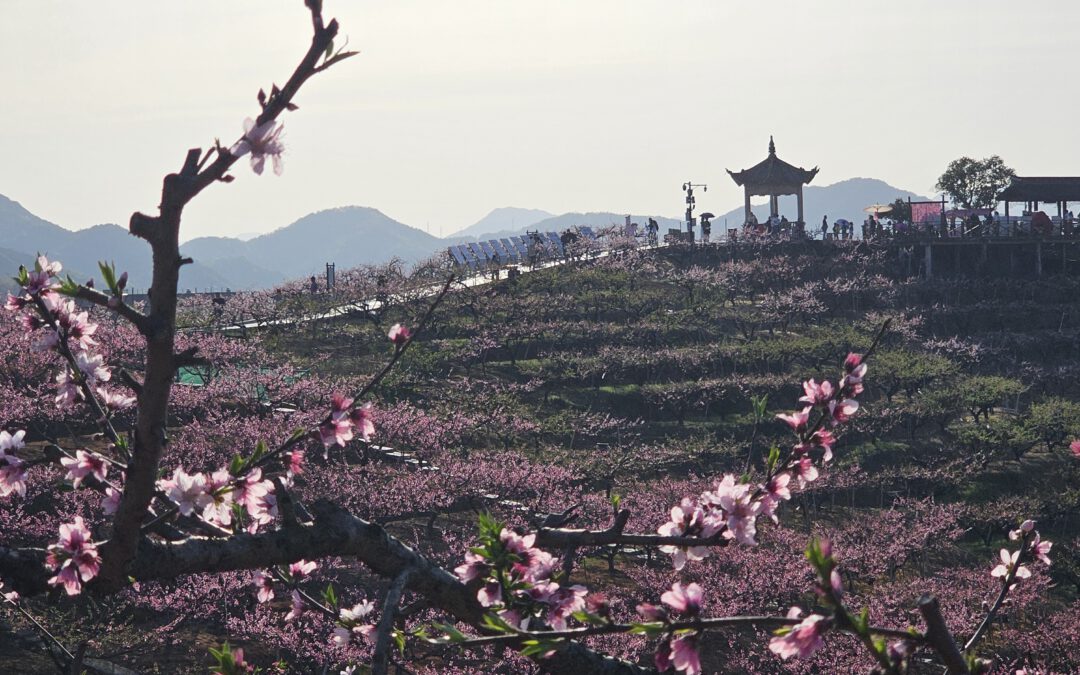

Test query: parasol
[864,204,893,214]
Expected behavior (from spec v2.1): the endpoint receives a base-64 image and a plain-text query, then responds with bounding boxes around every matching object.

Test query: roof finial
[768,135,776,155]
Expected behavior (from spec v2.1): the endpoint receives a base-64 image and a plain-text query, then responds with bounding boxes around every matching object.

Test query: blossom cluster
[454,517,589,633]
[4,255,135,413]
[318,394,374,450]
[252,558,380,652]
[0,429,28,498]
[658,353,867,570]
[229,117,285,176]
[159,466,277,531]
[993,519,1052,583]
[45,516,101,595]
[636,582,704,675]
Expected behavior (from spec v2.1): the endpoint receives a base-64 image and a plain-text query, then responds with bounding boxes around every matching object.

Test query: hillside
[245,241,1080,672]
[5,239,1080,672]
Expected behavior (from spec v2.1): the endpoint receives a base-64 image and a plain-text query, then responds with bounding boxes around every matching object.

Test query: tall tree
[935,155,1015,210]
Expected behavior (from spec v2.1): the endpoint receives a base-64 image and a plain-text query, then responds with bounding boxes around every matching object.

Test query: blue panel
[449,246,467,266]
[510,236,529,258]
[489,239,510,261]
[457,245,478,269]
[545,232,565,256]
[499,238,519,261]
[479,240,497,260]
[469,243,489,262]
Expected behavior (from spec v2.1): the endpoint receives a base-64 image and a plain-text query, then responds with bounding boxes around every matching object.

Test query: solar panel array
[449,232,572,271]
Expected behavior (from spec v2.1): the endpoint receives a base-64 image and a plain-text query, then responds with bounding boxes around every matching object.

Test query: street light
[682,181,707,239]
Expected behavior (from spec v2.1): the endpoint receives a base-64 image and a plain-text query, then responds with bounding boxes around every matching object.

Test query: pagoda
[727,136,818,227]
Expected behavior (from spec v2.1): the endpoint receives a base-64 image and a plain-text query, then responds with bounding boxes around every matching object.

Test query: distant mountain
[0,178,932,291]
[240,206,441,279]
[0,197,442,291]
[712,177,931,230]
[0,196,231,291]
[451,207,554,239]
[0,194,77,257]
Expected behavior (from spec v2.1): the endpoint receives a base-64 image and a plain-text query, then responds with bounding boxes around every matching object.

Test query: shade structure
[864,204,893,214]
[727,136,818,226]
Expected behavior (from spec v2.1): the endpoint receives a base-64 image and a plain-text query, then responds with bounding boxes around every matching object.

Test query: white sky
[3,1,1079,240]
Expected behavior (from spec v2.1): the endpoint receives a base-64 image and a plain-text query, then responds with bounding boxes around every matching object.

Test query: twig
[963,533,1030,652]
[372,567,413,675]
[72,286,150,335]
[448,614,923,648]
[1,593,75,661]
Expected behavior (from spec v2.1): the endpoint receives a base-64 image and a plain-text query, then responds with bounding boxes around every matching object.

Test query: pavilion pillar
[744,187,752,225]
[1004,201,1010,236]
[769,195,778,218]
[797,188,805,225]
[924,244,933,279]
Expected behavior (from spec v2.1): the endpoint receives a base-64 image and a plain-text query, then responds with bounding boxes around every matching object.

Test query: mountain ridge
[0,177,929,289]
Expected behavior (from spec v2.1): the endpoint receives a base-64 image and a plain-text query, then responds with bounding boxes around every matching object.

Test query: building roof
[998,176,1080,202]
[727,137,819,188]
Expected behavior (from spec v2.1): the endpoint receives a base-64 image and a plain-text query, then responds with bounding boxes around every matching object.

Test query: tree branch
[534,508,727,549]
[71,286,150,335]
[372,566,412,675]
[918,595,969,675]
[100,0,348,588]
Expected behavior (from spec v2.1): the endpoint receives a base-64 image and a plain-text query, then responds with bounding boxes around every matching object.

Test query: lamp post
[682,181,707,241]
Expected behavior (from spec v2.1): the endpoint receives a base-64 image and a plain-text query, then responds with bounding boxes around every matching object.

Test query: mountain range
[0,177,929,291]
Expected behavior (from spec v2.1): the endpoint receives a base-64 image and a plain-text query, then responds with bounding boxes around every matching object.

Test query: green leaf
[324,37,334,60]
[610,493,621,511]
[433,623,467,643]
[766,445,781,473]
[392,629,406,655]
[857,607,870,633]
[58,275,79,297]
[628,622,666,637]
[520,639,558,657]
[98,261,117,293]
[481,612,515,633]
[332,50,360,63]
[322,583,337,608]
[752,394,769,420]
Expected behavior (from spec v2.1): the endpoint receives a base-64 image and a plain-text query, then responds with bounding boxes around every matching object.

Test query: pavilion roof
[998,176,1080,203]
[727,137,819,188]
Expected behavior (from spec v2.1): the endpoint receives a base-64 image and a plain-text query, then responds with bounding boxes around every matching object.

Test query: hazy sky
[3,1,1079,241]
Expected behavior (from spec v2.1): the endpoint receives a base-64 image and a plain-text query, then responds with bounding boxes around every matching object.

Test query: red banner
[910,201,943,225]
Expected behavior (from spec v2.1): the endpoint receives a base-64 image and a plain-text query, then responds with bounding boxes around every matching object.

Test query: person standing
[821,216,828,240]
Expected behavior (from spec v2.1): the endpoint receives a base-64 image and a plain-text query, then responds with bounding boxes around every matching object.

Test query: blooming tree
[0,4,1068,675]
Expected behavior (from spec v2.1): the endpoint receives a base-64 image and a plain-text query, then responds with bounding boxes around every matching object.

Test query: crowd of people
[727,209,1080,243]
